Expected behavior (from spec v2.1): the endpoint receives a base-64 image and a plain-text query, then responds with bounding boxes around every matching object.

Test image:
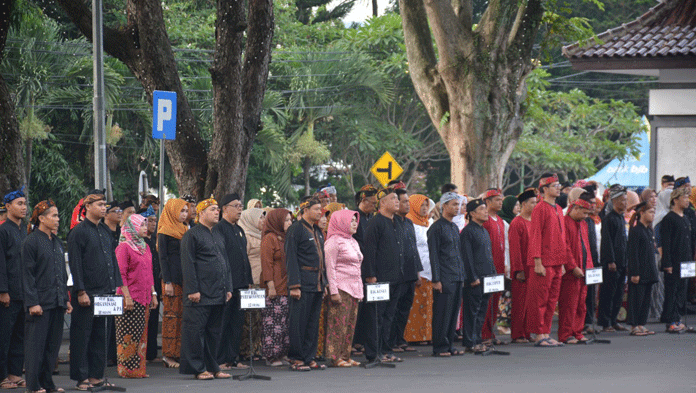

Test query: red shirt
[529,201,567,266]
[482,214,506,274]
[563,214,594,272]
[509,215,532,272]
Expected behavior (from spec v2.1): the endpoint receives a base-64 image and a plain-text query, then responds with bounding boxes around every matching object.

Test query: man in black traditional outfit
[68,193,123,390]
[0,187,28,390]
[179,197,233,380]
[23,200,72,393]
[460,199,497,354]
[285,196,326,371]
[428,192,465,357]
[214,193,253,370]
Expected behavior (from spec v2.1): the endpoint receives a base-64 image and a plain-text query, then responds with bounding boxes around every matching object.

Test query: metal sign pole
[159,140,164,218]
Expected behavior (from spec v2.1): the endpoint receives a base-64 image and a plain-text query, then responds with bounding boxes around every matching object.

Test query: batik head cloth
[538,174,559,188]
[484,188,502,200]
[3,186,26,205]
[609,184,627,200]
[466,198,485,213]
[196,195,217,215]
[675,176,691,189]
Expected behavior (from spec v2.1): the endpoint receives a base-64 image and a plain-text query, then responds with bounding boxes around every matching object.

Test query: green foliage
[505,68,645,192]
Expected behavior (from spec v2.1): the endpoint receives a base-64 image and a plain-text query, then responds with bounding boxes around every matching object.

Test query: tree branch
[422,0,470,67]
[399,0,449,130]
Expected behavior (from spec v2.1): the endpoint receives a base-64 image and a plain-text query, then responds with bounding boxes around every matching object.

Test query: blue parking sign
[152,90,177,140]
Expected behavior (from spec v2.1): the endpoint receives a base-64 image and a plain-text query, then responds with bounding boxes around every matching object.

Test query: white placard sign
[681,262,696,278]
[240,289,266,309]
[65,252,73,287]
[366,283,390,302]
[483,275,505,294]
[93,296,123,316]
[585,268,603,285]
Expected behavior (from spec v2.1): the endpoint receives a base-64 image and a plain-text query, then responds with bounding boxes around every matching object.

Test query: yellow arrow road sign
[370,152,403,187]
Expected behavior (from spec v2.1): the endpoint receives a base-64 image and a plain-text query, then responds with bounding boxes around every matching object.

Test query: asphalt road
[29,321,695,393]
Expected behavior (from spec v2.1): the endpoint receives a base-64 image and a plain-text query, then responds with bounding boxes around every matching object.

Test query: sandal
[332,359,351,368]
[564,337,579,345]
[381,355,403,363]
[666,324,683,333]
[163,356,180,368]
[451,349,465,356]
[75,381,92,391]
[289,362,311,372]
[534,338,557,347]
[91,381,115,388]
[399,344,417,352]
[1,379,18,389]
[196,371,214,380]
[638,326,655,335]
[48,388,66,393]
[432,352,451,357]
[511,338,530,344]
[214,371,231,379]
[218,363,232,370]
[27,389,46,393]
[347,359,361,367]
[630,328,648,336]
[392,346,404,352]
[307,361,326,370]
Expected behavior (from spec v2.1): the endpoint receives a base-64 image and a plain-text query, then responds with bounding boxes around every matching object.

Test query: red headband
[539,174,559,188]
[391,181,407,190]
[484,189,501,199]
[573,199,593,210]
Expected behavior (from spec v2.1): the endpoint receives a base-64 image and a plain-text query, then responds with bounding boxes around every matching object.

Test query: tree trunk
[372,0,378,16]
[399,0,542,196]
[57,0,274,201]
[0,0,26,194]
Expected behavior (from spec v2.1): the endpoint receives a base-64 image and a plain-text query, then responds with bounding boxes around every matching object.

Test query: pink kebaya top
[324,210,363,300]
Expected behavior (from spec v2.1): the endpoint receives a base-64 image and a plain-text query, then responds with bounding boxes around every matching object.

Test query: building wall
[654,126,696,187]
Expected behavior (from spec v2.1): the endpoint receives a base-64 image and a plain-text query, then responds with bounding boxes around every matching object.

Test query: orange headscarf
[406,194,430,227]
[157,198,188,240]
[690,187,696,209]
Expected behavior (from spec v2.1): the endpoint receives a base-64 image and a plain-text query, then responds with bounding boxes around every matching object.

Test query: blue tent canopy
[587,130,650,187]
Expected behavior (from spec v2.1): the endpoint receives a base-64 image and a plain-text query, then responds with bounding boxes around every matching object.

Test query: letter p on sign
[152,90,177,140]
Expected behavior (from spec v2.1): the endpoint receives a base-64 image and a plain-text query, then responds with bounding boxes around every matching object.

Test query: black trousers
[585,284,596,325]
[661,271,688,325]
[462,284,490,348]
[146,302,160,360]
[69,299,109,382]
[288,291,322,364]
[107,318,117,364]
[0,299,24,380]
[597,265,626,328]
[25,307,64,391]
[432,284,463,354]
[389,280,416,348]
[180,304,224,375]
[358,301,378,361]
[216,291,246,364]
[376,282,407,357]
[627,282,654,327]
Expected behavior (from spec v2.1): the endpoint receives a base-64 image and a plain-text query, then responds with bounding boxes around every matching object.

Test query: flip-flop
[218,363,232,370]
[289,362,311,372]
[48,388,66,393]
[308,361,326,370]
[0,379,18,389]
[451,349,465,356]
[75,381,92,391]
[511,338,530,344]
[534,338,557,347]
[196,372,214,380]
[231,363,249,370]
[400,345,417,352]
[564,338,579,344]
[214,372,231,379]
[432,352,451,357]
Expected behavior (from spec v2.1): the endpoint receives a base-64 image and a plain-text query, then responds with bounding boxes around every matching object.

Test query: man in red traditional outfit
[557,190,595,344]
[508,188,537,343]
[480,188,506,344]
[526,174,566,347]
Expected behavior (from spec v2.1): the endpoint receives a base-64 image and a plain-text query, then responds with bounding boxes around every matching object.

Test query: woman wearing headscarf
[499,196,519,225]
[324,210,363,367]
[260,209,293,367]
[404,194,434,343]
[157,198,189,368]
[641,188,657,209]
[316,202,345,359]
[238,208,266,360]
[648,189,672,320]
[115,214,158,378]
[247,199,262,210]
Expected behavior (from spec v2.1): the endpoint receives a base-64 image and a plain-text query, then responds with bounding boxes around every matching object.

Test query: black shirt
[213,219,253,290]
[158,234,183,285]
[627,223,659,284]
[364,213,405,283]
[428,217,465,291]
[145,234,161,294]
[353,209,372,279]
[285,218,326,293]
[660,211,693,273]
[601,210,628,269]
[0,219,27,299]
[460,221,496,285]
[398,216,423,282]
[181,223,233,306]
[22,230,69,310]
[585,217,600,267]
[67,219,123,296]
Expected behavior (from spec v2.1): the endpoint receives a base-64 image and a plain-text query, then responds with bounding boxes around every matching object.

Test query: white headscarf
[452,195,468,231]
[653,189,672,229]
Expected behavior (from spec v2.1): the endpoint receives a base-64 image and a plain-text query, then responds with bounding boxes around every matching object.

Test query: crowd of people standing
[0,174,694,391]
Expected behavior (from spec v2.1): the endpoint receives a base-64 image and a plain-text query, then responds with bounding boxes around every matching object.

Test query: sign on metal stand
[152,90,177,215]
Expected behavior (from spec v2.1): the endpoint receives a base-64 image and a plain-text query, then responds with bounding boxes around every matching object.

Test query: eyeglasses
[227,203,243,209]
[108,209,123,213]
